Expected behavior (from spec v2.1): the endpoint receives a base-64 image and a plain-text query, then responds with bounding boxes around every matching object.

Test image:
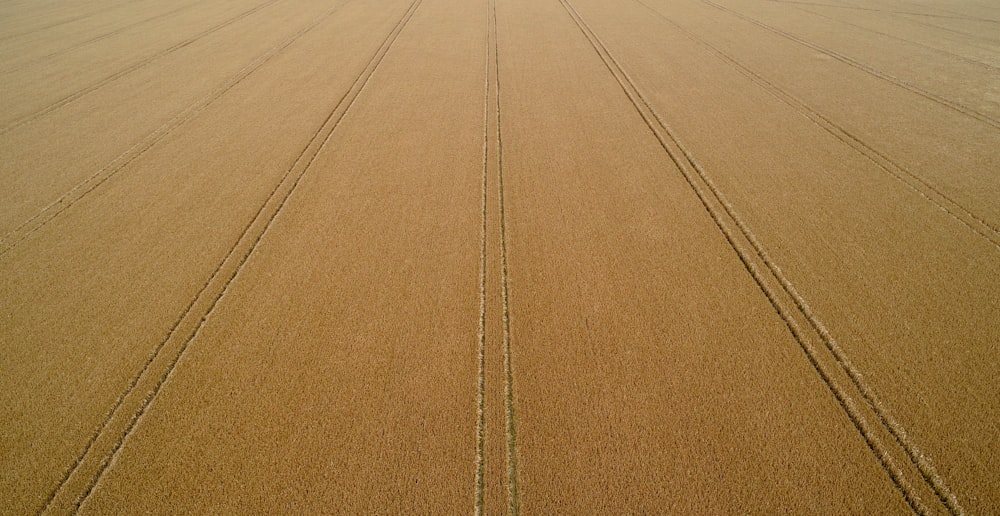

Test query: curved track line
[0,0,203,75]
[39,1,422,512]
[0,0,282,136]
[632,1,1000,248]
[0,0,353,259]
[560,0,964,513]
[698,0,1000,130]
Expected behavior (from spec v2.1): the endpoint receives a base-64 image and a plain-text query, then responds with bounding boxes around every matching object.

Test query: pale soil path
[0,0,996,513]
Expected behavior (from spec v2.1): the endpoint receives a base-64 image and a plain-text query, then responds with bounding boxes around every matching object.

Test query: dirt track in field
[1,0,997,513]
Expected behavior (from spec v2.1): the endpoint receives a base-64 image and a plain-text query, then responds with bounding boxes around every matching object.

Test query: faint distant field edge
[0,0,283,136]
[697,0,1000,131]
[633,1,1000,249]
[0,0,204,75]
[879,8,1000,48]
[38,0,423,513]
[559,0,963,514]
[810,0,1000,54]
[763,0,1000,24]
[0,0,140,42]
[0,0,354,259]
[805,0,1000,49]
[781,2,1000,73]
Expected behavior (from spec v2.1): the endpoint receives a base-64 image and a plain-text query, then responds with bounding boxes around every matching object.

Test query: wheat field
[1,0,998,513]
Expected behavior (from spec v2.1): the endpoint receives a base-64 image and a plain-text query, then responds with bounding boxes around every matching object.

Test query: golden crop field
[1,0,998,513]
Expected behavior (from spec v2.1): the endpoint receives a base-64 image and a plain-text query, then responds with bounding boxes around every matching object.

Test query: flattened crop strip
[474,0,491,510]
[632,1,1000,249]
[492,0,520,512]
[0,0,283,136]
[698,0,1000,131]
[38,0,423,511]
[557,0,963,513]
[0,0,357,259]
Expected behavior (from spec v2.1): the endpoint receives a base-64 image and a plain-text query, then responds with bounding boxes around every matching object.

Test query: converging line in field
[765,0,1000,23]
[0,0,282,135]
[784,3,1000,73]
[698,0,1000,131]
[0,0,141,43]
[0,0,358,260]
[37,0,423,511]
[631,0,1000,249]
[0,0,203,75]
[557,0,962,513]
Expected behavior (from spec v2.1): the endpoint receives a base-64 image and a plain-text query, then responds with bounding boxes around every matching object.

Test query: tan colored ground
[1,0,997,513]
